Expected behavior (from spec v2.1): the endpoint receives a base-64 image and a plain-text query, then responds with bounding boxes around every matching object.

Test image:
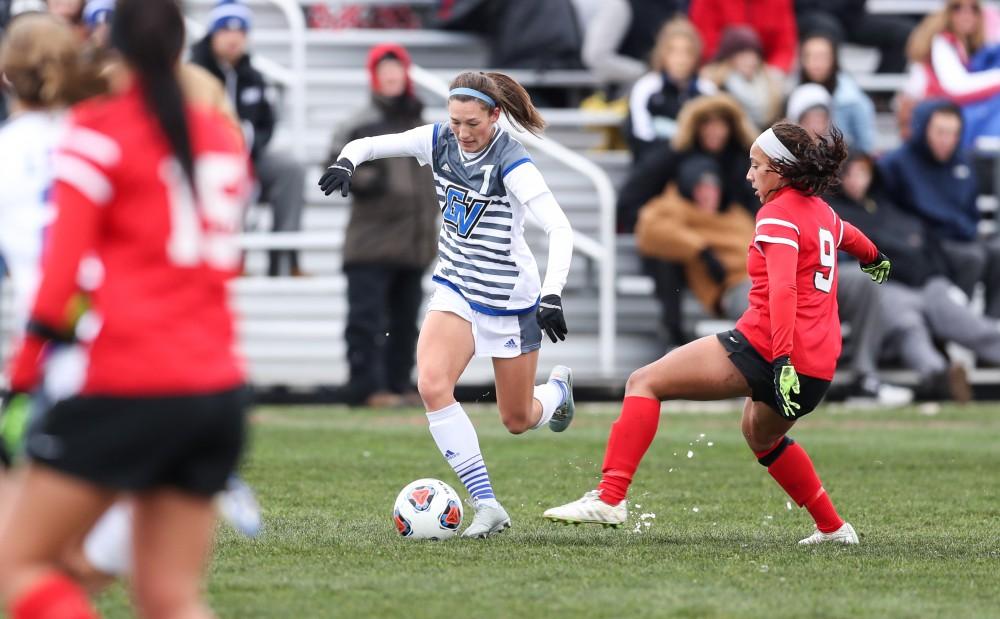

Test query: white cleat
[798,522,859,546]
[547,365,575,433]
[543,490,627,528]
[217,476,263,538]
[461,501,511,538]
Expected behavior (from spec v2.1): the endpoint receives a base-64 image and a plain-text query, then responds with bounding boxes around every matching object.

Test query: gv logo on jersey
[443,186,489,238]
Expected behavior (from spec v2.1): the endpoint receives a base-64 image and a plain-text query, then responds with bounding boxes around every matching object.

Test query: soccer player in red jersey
[544,122,891,545]
[0,1,251,618]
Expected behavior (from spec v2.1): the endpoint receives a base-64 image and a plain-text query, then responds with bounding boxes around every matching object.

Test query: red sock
[755,437,844,533]
[11,572,98,619]
[596,396,661,505]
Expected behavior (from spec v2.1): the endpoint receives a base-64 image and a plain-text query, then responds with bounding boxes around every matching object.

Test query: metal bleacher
[181,0,942,391]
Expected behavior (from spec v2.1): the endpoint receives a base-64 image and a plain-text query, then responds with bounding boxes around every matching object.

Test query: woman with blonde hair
[627,17,716,162]
[905,0,1000,145]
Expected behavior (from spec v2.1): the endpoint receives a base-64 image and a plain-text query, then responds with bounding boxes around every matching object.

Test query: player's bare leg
[744,401,858,545]
[416,310,475,412]
[493,350,542,433]
[132,490,217,619]
[0,465,114,617]
[545,335,751,526]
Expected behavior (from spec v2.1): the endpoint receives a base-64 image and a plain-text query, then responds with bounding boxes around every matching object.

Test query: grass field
[96,402,1000,619]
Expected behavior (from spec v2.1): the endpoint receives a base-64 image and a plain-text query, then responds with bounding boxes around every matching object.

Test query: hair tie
[449,87,496,108]
[754,127,798,163]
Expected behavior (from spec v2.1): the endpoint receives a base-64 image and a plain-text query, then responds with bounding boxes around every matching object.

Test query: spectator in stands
[878,99,999,299]
[786,83,834,140]
[325,44,438,408]
[699,25,783,129]
[628,17,716,162]
[795,0,914,74]
[827,151,1000,401]
[688,0,797,74]
[191,0,307,276]
[572,0,683,93]
[635,155,755,321]
[81,0,111,47]
[618,94,757,345]
[796,33,878,153]
[906,0,1000,147]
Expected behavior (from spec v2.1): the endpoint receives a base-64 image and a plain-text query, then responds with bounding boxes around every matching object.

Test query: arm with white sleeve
[319,124,436,197]
[504,161,574,342]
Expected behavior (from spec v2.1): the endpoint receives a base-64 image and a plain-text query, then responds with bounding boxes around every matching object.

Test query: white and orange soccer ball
[392,478,463,540]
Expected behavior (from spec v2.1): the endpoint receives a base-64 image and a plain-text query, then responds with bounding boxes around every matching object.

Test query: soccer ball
[392,478,463,540]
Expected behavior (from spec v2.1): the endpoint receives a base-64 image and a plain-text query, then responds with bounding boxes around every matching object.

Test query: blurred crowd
[3,0,1000,405]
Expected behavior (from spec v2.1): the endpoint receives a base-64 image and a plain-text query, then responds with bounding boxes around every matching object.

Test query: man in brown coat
[636,155,753,319]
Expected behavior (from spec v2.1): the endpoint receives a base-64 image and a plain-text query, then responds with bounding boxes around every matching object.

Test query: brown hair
[651,17,702,72]
[672,94,758,152]
[0,13,106,107]
[449,71,545,135]
[907,0,985,62]
[766,121,848,196]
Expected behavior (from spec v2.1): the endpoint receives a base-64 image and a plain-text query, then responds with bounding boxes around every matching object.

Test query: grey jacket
[327,95,439,268]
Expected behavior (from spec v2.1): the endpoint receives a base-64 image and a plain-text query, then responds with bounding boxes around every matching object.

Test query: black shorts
[717,329,830,418]
[25,386,249,497]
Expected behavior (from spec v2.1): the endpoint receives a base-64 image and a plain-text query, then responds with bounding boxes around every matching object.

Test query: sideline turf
[97,404,1000,618]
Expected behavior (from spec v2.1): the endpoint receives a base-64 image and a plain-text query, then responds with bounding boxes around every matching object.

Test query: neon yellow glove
[860,251,891,284]
[772,356,801,419]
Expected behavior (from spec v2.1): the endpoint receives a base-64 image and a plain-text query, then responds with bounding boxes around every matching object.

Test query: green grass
[97,403,1000,619]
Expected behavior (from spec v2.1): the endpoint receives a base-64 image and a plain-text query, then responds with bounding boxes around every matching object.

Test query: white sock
[83,502,133,577]
[532,380,567,429]
[426,402,499,507]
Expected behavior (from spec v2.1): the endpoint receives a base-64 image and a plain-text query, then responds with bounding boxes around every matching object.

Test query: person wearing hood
[635,155,755,322]
[878,99,1000,302]
[786,82,834,140]
[324,44,439,408]
[830,151,1000,401]
[190,0,306,277]
[796,32,878,154]
[699,25,784,129]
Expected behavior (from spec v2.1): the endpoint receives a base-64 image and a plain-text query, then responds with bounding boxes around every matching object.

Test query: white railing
[408,65,617,377]
[184,0,308,162]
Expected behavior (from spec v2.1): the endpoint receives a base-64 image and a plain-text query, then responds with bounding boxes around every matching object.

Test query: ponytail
[767,121,848,196]
[449,71,546,135]
[111,0,195,193]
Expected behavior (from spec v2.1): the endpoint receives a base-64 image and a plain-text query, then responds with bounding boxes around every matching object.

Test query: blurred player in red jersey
[0,1,251,617]
[545,122,891,545]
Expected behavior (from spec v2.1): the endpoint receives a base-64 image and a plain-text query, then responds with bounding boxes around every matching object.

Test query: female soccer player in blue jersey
[320,71,575,538]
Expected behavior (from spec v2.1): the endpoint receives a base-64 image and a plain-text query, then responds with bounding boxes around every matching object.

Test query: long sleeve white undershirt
[931,35,1000,98]
[335,125,574,298]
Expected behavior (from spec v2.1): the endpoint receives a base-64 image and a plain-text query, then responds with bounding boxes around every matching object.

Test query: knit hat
[83,0,114,28]
[714,25,763,62]
[366,43,414,96]
[786,83,832,123]
[677,155,721,202]
[209,0,253,34]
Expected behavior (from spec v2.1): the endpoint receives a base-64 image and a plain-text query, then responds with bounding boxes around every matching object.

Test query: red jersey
[29,86,251,395]
[735,187,878,380]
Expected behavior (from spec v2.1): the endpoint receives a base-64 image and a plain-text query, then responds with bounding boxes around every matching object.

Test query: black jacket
[190,34,274,162]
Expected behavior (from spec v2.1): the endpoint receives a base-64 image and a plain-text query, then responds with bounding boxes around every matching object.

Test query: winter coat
[627,71,716,161]
[689,0,798,73]
[326,96,439,269]
[635,185,754,314]
[701,62,783,128]
[190,34,274,163]
[878,99,979,241]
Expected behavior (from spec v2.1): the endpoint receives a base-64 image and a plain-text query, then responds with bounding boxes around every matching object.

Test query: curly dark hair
[766,122,848,196]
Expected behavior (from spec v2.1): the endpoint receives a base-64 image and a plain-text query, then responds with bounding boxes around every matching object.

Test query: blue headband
[449,87,496,108]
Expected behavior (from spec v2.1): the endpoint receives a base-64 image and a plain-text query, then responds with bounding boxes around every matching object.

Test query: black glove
[537,294,568,343]
[700,247,727,284]
[318,158,355,197]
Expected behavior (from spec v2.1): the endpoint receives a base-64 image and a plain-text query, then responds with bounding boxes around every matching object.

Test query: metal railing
[184,0,308,162]
[409,66,617,377]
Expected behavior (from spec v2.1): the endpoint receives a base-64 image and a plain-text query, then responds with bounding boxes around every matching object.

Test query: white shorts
[426,283,542,358]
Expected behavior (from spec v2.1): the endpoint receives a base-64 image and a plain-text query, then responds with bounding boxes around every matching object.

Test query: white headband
[754,128,798,163]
